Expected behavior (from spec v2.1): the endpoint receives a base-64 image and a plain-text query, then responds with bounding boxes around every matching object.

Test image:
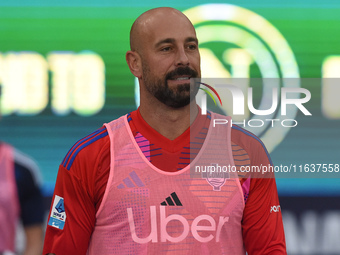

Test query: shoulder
[61,114,130,172]
[61,126,110,172]
[12,147,45,226]
[231,124,272,165]
[13,147,42,186]
[231,124,268,151]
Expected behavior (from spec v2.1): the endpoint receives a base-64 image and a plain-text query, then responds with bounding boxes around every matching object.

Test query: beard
[142,64,200,108]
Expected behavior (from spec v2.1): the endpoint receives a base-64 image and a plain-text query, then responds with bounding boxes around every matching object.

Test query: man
[0,93,44,255]
[43,7,286,254]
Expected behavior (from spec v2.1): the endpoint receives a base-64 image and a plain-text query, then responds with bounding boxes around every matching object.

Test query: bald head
[130,7,196,54]
[125,7,201,110]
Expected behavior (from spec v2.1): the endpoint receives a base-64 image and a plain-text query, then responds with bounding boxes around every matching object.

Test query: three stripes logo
[117,171,145,189]
[160,192,182,206]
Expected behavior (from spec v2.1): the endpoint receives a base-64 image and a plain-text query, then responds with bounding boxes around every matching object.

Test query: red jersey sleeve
[43,127,110,255]
[243,177,286,254]
[232,126,286,254]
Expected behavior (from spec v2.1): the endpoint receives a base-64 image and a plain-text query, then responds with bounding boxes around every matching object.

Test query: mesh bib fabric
[0,143,19,253]
[87,113,245,255]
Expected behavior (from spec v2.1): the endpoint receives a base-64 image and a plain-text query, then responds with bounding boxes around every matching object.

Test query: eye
[187,44,198,50]
[160,46,172,52]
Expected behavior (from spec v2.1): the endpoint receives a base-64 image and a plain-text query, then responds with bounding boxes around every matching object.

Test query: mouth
[168,76,191,86]
[165,66,198,84]
[169,75,191,81]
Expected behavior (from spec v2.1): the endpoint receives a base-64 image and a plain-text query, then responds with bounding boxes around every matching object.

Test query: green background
[0,0,339,196]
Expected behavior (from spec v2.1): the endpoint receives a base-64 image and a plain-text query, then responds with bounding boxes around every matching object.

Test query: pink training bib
[0,143,19,253]
[87,113,245,255]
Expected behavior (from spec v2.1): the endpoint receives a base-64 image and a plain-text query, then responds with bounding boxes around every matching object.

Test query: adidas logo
[160,192,182,206]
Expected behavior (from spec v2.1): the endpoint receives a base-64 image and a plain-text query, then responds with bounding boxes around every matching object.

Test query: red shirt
[43,109,286,255]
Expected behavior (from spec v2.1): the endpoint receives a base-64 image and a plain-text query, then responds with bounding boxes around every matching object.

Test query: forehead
[142,13,197,46]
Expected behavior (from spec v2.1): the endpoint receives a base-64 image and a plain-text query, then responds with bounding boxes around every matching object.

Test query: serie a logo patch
[48,195,67,230]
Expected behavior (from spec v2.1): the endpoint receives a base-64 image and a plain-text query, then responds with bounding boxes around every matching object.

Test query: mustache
[165,67,198,80]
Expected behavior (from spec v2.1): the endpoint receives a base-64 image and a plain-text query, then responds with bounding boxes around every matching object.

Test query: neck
[139,100,198,140]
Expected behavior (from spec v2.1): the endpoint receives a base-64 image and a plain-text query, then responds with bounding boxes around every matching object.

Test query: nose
[175,47,189,67]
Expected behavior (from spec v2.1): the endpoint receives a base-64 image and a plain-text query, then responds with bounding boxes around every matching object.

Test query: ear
[126,50,142,78]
